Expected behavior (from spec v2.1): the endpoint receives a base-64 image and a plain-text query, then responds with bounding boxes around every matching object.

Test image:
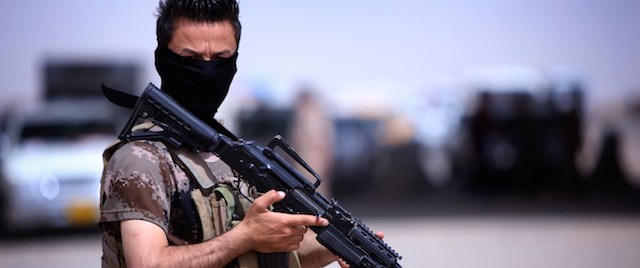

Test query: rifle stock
[118,83,403,268]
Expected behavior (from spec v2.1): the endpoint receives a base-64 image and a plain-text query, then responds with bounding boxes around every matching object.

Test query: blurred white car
[0,99,116,232]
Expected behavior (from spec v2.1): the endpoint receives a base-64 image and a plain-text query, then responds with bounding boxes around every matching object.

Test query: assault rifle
[103,83,403,268]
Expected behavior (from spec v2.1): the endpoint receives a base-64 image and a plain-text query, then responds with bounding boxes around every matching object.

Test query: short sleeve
[99,141,174,233]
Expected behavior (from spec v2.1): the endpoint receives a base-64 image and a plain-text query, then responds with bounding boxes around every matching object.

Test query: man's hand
[235,190,329,253]
[297,228,386,268]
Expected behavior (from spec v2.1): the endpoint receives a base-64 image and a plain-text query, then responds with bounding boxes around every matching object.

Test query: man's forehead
[168,17,237,58]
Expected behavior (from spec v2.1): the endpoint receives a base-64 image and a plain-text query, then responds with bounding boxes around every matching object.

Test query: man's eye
[183,54,202,60]
[176,51,200,60]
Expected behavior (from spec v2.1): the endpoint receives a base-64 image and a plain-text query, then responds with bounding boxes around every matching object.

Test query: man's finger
[288,214,329,227]
[375,231,384,240]
[291,225,308,235]
[336,256,350,268]
[251,190,285,211]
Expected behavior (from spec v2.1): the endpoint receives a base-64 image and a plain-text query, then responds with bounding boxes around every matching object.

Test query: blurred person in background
[288,87,335,198]
[99,0,380,267]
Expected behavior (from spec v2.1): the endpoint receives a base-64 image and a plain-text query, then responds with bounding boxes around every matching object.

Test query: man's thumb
[253,190,285,210]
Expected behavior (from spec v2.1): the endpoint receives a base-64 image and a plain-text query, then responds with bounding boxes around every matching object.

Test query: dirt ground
[2,214,640,268]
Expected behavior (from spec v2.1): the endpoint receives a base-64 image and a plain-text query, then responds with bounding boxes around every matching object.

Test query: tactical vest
[102,123,301,268]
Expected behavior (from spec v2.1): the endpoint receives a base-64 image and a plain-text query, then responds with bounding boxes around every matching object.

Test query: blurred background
[1,0,640,267]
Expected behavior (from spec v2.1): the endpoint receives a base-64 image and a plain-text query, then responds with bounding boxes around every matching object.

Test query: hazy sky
[1,0,639,110]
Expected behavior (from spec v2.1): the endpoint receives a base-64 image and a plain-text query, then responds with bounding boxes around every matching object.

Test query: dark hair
[156,0,241,47]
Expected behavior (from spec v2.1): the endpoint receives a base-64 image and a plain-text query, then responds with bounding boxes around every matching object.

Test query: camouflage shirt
[99,139,248,267]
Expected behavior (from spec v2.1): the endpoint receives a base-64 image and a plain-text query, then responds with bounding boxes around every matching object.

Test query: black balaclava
[155,45,238,122]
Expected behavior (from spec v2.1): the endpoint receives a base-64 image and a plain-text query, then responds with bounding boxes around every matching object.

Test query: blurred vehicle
[455,67,585,194]
[0,99,116,232]
[460,88,583,194]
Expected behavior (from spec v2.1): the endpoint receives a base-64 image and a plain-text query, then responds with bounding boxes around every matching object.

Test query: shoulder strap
[102,122,159,166]
[171,147,217,190]
[102,140,125,165]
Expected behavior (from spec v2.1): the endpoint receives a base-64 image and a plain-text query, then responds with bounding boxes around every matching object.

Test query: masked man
[99,1,379,267]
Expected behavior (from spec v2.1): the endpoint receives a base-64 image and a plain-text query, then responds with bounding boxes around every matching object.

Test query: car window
[19,121,115,144]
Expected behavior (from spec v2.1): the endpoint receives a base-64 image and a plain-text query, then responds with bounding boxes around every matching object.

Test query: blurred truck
[0,99,116,232]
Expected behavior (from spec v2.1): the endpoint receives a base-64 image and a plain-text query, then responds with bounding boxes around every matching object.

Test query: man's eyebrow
[213,49,235,58]
[179,48,198,56]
